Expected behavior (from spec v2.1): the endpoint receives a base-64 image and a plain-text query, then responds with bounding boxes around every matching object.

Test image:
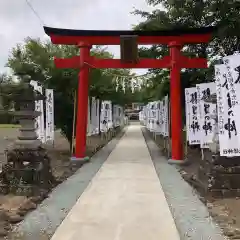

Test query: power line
[23,1,151,81]
[24,0,45,26]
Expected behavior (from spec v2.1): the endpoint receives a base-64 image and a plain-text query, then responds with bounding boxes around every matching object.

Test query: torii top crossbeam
[44,26,215,45]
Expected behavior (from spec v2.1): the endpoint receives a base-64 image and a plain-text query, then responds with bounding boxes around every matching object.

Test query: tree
[7,38,132,145]
[0,75,26,123]
[133,0,240,104]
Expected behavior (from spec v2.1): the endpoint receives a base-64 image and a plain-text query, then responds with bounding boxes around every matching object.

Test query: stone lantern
[0,83,54,196]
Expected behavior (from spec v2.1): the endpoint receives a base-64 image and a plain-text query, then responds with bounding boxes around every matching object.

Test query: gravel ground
[8,128,127,240]
[141,127,227,240]
[0,128,71,240]
[148,130,240,239]
[0,126,124,240]
[0,125,229,240]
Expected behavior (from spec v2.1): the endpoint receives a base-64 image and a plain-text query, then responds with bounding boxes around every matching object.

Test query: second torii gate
[44,26,215,163]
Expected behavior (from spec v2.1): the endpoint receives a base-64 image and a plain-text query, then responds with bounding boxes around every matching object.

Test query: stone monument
[0,83,54,196]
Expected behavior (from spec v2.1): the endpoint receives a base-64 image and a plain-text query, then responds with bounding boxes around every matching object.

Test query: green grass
[0,124,20,128]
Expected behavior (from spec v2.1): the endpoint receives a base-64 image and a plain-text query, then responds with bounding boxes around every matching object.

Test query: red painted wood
[54,56,80,68]
[90,57,170,68]
[54,56,207,69]
[50,33,212,45]
[75,46,91,159]
[55,56,171,69]
[169,43,183,161]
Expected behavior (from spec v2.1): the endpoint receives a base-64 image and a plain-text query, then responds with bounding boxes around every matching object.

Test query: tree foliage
[7,38,133,143]
[134,0,240,102]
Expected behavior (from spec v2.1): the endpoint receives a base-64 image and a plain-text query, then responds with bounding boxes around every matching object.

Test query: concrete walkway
[51,125,180,240]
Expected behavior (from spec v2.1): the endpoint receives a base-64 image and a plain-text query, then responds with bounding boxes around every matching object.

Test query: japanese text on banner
[215,64,240,156]
[45,89,54,143]
[185,87,201,145]
[196,82,216,148]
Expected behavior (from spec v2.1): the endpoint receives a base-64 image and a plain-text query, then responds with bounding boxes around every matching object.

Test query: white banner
[90,97,95,134]
[30,80,45,143]
[155,101,162,134]
[223,53,240,105]
[96,99,100,133]
[107,101,113,129]
[158,101,164,135]
[196,82,216,148]
[215,64,240,156]
[120,106,125,126]
[87,97,91,136]
[185,91,189,141]
[222,54,240,134]
[117,105,124,127]
[149,102,156,132]
[163,95,169,137]
[185,87,201,145]
[100,101,112,132]
[45,89,54,143]
[142,97,169,136]
[146,104,150,130]
[113,105,117,127]
[100,101,107,132]
[90,97,98,135]
[113,105,122,127]
[142,106,147,126]
[139,110,144,123]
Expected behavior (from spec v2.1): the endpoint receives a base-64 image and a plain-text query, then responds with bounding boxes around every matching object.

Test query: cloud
[1,0,155,75]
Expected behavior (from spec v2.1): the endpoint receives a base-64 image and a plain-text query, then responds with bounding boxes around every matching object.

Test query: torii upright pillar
[72,43,91,161]
[169,41,183,162]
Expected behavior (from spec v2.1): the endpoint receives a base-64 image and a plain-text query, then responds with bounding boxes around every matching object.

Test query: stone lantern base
[0,146,54,196]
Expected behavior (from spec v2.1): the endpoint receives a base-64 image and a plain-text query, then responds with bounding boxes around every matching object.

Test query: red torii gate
[44,26,215,163]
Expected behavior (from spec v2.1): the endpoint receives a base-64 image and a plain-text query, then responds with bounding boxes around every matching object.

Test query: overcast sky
[0,0,156,75]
